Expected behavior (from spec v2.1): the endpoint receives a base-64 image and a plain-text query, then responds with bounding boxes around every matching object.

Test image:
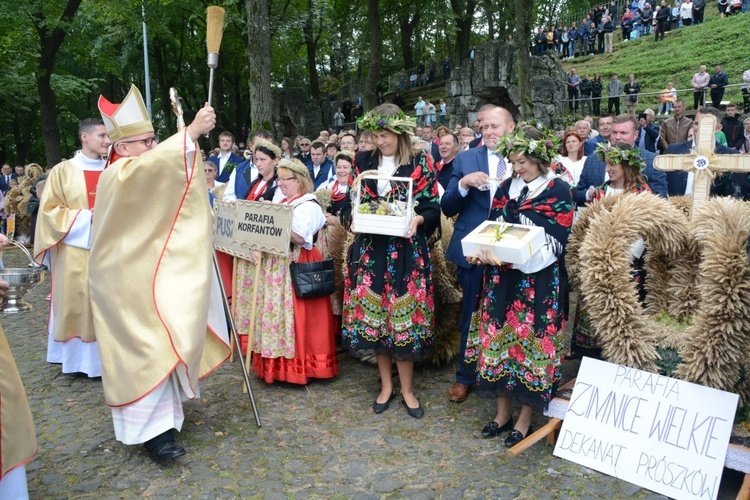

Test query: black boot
[144,429,186,462]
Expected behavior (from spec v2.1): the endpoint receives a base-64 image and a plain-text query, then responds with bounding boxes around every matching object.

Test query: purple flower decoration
[378,118,386,127]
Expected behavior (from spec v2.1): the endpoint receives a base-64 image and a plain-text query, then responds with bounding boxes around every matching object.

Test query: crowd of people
[539,0,749,59]
[4,70,750,498]
[565,64,750,118]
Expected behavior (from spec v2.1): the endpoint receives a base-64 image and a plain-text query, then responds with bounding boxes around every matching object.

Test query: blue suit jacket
[441,146,492,269]
[573,147,667,205]
[583,135,608,156]
[0,173,18,194]
[309,159,334,190]
[208,152,244,183]
[664,141,740,196]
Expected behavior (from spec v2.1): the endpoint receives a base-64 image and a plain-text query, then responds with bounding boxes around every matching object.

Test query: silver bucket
[0,241,45,314]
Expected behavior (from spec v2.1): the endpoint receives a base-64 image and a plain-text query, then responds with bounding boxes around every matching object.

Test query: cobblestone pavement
[2,249,744,498]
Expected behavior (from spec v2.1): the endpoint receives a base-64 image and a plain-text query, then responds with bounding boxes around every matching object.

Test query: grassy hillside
[561,9,750,116]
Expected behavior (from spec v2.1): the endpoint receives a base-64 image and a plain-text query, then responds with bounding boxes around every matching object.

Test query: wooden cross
[653,114,750,218]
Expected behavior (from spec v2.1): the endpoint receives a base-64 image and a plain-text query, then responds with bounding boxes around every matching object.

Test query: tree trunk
[514,0,533,120]
[245,0,273,130]
[31,0,83,167]
[303,0,321,100]
[399,13,420,70]
[363,0,382,110]
[450,0,476,63]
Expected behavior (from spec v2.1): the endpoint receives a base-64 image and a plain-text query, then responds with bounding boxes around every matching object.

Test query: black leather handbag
[289,258,336,298]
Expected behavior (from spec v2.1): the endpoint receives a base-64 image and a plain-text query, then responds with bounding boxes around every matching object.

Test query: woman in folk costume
[33,118,111,378]
[321,150,354,228]
[343,104,440,419]
[571,143,651,359]
[466,126,574,447]
[90,85,230,463]
[0,242,37,498]
[236,159,338,384]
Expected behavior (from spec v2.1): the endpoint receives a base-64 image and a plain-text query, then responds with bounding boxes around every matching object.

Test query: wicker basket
[351,173,414,237]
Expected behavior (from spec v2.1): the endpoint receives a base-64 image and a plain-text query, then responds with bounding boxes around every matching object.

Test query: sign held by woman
[213,200,293,257]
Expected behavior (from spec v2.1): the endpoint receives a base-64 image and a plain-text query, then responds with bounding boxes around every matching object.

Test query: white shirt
[378,156,397,195]
[458,149,511,200]
[556,155,587,186]
[501,173,559,274]
[288,193,326,250]
[217,151,233,176]
[222,163,258,202]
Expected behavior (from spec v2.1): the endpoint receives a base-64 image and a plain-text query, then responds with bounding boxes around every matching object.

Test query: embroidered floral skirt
[342,232,435,362]
[235,247,338,384]
[465,263,565,412]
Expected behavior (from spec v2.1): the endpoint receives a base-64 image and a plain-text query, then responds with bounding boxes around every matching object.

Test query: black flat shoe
[147,441,186,462]
[402,397,424,419]
[481,416,515,438]
[504,426,534,448]
[373,391,396,414]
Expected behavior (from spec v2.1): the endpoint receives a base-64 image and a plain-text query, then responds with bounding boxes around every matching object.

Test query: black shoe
[504,426,534,448]
[373,391,396,414]
[401,397,424,419]
[481,417,514,438]
[147,442,186,462]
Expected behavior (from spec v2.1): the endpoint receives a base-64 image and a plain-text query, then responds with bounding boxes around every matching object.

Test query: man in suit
[436,132,459,195]
[441,104,515,405]
[421,126,442,163]
[294,137,312,165]
[308,141,333,189]
[637,113,659,153]
[664,106,742,196]
[583,114,612,155]
[574,113,668,205]
[0,164,17,194]
[207,131,244,183]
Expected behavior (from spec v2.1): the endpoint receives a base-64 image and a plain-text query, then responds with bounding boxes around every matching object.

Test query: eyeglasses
[299,143,311,147]
[121,136,159,147]
[277,176,297,182]
[204,169,216,173]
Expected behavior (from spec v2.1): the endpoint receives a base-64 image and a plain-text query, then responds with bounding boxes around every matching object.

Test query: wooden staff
[170,84,261,427]
[243,257,263,393]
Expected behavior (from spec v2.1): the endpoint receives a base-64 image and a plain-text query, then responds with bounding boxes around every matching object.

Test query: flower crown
[254,140,282,159]
[494,128,560,164]
[594,143,646,170]
[358,109,416,134]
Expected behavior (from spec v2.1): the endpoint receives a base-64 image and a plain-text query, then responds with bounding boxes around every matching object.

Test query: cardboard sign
[554,358,738,500]
[213,200,293,257]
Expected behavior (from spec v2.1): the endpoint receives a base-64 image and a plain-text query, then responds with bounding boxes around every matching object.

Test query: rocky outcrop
[446,41,566,128]
[271,88,327,139]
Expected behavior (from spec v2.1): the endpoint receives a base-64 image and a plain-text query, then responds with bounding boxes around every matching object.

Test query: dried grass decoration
[573,192,692,372]
[674,197,750,405]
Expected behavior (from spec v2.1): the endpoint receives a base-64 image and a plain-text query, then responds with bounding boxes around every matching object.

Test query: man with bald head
[441,104,515,405]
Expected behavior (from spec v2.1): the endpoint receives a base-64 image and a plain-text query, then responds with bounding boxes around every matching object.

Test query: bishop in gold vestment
[90,85,229,462]
[34,119,110,377]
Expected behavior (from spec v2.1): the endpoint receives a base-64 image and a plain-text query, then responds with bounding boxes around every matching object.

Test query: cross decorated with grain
[653,114,750,218]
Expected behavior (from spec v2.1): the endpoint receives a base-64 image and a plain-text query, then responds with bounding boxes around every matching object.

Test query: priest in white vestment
[90,85,230,463]
[33,119,111,378]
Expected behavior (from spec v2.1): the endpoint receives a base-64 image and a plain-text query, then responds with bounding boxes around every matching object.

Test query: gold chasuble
[89,131,230,407]
[33,157,101,342]
[0,325,37,479]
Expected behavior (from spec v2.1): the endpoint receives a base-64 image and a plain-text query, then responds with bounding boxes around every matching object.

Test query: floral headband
[358,109,416,134]
[254,140,282,159]
[595,143,646,170]
[494,128,560,164]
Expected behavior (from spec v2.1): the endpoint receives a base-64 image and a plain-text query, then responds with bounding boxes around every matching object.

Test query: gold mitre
[98,84,154,143]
